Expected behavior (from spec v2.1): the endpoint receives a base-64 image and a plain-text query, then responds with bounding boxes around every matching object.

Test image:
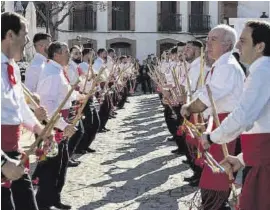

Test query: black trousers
[141,76,152,93]
[76,101,100,151]
[67,119,84,157]
[36,139,69,208]
[99,94,111,130]
[1,151,38,210]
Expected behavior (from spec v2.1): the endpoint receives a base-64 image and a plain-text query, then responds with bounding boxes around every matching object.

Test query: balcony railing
[189,14,211,33]
[69,9,97,31]
[158,13,182,32]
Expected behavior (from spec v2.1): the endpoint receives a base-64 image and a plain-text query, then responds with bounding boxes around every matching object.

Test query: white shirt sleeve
[19,86,40,131]
[210,67,270,144]
[24,66,40,93]
[198,64,236,107]
[37,74,69,131]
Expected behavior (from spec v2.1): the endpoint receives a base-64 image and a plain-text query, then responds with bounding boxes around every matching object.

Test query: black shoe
[109,115,116,118]
[103,128,110,132]
[184,175,198,182]
[86,148,96,153]
[166,136,175,142]
[68,160,80,167]
[171,149,184,155]
[71,158,81,164]
[98,129,106,133]
[188,178,200,187]
[53,202,71,210]
[75,150,87,155]
[182,159,191,165]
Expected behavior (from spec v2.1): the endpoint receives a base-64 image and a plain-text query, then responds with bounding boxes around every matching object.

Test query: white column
[209,1,219,28]
[5,1,14,12]
[180,1,188,32]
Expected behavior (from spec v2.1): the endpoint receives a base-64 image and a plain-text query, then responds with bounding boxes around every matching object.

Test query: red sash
[199,113,237,191]
[1,125,29,188]
[1,125,21,151]
[239,133,270,210]
[54,109,69,143]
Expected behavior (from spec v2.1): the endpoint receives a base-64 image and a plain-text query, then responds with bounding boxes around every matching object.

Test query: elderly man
[201,20,270,210]
[181,24,245,210]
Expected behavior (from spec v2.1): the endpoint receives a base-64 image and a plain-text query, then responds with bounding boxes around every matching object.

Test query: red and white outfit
[195,51,245,191]
[210,56,270,210]
[1,52,40,188]
[36,59,78,143]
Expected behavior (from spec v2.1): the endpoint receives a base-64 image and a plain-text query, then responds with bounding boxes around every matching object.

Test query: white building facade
[5,1,270,62]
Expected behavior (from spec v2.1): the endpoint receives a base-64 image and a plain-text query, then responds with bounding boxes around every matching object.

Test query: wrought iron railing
[69,8,97,31]
[158,13,182,32]
[189,14,211,33]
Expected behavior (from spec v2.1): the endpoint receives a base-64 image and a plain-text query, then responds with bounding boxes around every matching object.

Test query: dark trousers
[99,94,111,130]
[36,140,69,208]
[68,119,84,157]
[2,151,38,210]
[141,76,152,93]
[76,103,100,151]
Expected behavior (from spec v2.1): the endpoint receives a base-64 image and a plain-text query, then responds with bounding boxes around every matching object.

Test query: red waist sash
[239,133,270,210]
[1,125,21,152]
[55,109,69,143]
[199,113,237,191]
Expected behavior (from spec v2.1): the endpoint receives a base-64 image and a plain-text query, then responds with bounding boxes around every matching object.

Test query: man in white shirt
[93,48,107,74]
[201,20,270,210]
[181,24,246,210]
[1,12,48,210]
[24,32,51,93]
[36,41,80,210]
[76,48,101,154]
[67,45,82,86]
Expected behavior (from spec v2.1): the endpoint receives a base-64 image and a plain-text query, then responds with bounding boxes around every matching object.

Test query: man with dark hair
[1,12,48,210]
[67,45,82,86]
[93,48,107,73]
[201,20,270,210]
[177,41,186,47]
[25,32,52,93]
[75,48,101,154]
[36,41,84,210]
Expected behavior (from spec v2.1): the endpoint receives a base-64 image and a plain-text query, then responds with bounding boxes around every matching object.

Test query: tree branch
[54,5,74,27]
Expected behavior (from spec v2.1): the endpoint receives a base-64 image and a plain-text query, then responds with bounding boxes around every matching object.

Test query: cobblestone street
[22,94,199,210]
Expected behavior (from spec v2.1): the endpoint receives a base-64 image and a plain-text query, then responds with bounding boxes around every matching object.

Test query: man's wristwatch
[207,134,214,145]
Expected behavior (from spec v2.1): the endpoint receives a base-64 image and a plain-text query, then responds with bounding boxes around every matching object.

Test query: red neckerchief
[204,66,215,83]
[6,63,16,86]
[63,69,70,83]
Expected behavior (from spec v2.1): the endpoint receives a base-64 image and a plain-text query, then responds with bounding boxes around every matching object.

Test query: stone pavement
[21,93,236,210]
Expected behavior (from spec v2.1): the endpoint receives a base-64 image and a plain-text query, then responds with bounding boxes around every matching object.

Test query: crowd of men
[1,11,139,210]
[1,11,270,210]
[154,20,270,210]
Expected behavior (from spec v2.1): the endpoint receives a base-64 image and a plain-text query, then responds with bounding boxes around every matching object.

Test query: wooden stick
[19,79,80,166]
[82,51,94,93]
[206,84,235,184]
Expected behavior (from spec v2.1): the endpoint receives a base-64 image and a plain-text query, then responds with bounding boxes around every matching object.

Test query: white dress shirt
[24,53,47,93]
[196,51,246,117]
[186,57,201,92]
[37,60,78,130]
[67,60,80,86]
[211,56,270,143]
[1,53,39,131]
[93,57,105,74]
[78,61,90,76]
